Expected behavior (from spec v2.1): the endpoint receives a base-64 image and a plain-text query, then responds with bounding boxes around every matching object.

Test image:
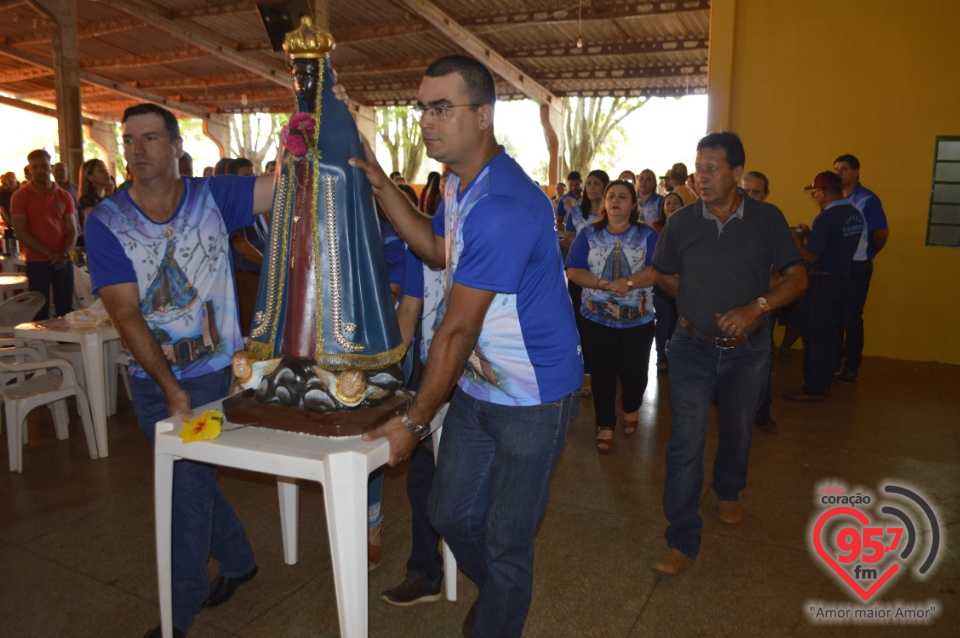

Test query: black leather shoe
[202,565,259,608]
[143,624,186,638]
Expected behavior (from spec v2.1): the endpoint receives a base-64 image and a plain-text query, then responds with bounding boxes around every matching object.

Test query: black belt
[678,316,768,349]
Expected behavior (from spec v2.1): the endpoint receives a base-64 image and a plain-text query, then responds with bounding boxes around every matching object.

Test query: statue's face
[232,353,252,381]
[337,370,366,400]
[292,59,319,103]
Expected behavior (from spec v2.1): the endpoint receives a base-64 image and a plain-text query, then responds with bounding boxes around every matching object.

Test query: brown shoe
[652,548,694,576]
[718,500,742,526]
[782,390,826,402]
[368,524,383,572]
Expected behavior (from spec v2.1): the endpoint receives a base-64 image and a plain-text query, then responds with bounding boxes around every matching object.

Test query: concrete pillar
[706,0,737,131]
[33,0,84,175]
[202,114,232,158]
[540,103,564,185]
[87,120,118,178]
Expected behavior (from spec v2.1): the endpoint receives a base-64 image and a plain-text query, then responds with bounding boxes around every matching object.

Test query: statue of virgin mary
[241,16,405,413]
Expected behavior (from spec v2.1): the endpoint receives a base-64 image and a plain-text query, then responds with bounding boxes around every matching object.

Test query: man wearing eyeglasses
[783,172,864,403]
[350,55,582,637]
[651,132,806,577]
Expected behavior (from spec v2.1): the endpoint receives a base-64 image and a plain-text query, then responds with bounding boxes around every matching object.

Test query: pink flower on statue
[280,113,315,158]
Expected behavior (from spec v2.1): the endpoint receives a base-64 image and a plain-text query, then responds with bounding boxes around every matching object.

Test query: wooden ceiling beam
[168,2,258,20]
[505,36,709,58]
[0,95,96,124]
[461,0,710,28]
[0,66,53,82]
[539,64,709,81]
[83,47,209,70]
[134,72,265,90]
[3,16,142,46]
[398,0,560,109]
[98,0,291,88]
[0,44,214,119]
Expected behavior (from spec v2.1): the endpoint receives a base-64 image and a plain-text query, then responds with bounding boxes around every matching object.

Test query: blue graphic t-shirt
[565,204,601,237]
[86,176,255,380]
[847,183,887,261]
[805,199,865,275]
[401,242,447,365]
[640,194,664,224]
[431,150,582,406]
[565,223,658,328]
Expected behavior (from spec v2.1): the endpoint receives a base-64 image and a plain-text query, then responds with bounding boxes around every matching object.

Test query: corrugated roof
[0,0,709,119]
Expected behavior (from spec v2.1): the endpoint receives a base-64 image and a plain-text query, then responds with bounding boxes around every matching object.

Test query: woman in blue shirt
[565,180,658,454]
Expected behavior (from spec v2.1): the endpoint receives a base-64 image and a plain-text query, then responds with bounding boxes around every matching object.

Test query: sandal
[624,413,639,436]
[596,428,613,455]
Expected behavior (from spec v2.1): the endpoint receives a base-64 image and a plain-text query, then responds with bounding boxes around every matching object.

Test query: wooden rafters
[167,2,258,20]
[539,64,709,81]
[505,36,709,59]
[0,44,214,118]
[399,0,560,108]
[2,16,142,46]
[461,0,711,28]
[134,72,267,91]
[83,47,209,70]
[98,0,290,88]
[0,66,52,82]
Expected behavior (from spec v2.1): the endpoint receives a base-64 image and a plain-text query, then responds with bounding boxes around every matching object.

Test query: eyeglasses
[809,189,822,198]
[413,104,482,121]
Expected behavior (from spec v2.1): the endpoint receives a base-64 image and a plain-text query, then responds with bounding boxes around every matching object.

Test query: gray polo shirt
[652,191,802,337]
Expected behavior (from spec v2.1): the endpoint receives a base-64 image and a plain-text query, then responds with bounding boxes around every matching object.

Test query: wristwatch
[400,405,431,439]
[756,297,770,313]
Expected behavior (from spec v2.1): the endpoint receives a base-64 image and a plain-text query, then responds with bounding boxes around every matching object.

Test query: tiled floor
[2,353,958,636]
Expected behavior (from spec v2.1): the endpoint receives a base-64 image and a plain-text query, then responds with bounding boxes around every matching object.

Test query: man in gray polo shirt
[650,132,806,576]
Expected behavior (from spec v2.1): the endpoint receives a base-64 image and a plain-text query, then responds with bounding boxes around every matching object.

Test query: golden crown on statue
[283,16,335,59]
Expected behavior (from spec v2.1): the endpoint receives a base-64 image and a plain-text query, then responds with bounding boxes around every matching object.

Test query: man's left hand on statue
[715,302,764,337]
[363,415,419,467]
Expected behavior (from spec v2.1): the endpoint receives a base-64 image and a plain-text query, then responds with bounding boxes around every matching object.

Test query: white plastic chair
[0,292,45,336]
[2,347,97,472]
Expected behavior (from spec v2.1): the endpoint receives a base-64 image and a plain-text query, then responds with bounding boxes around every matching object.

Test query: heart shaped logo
[812,506,900,602]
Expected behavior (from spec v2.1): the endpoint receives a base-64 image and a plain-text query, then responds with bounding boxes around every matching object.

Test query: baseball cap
[803,171,842,191]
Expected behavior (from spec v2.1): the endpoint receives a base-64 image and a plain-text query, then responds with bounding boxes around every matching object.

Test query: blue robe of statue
[247,57,404,371]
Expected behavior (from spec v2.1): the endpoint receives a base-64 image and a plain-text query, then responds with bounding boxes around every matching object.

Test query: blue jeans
[131,368,256,634]
[26,260,74,320]
[841,260,873,373]
[803,274,850,395]
[405,436,444,588]
[663,323,769,559]
[429,387,576,637]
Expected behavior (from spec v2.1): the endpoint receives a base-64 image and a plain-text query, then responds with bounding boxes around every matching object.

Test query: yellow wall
[707,0,960,364]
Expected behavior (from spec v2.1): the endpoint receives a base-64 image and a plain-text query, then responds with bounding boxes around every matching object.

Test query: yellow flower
[179,410,224,442]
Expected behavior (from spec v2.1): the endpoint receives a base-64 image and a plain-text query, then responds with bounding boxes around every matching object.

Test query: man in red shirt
[11,149,78,320]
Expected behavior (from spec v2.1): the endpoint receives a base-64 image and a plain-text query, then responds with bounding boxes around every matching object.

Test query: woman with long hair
[560,169,609,397]
[78,158,112,230]
[419,170,441,215]
[652,190,688,372]
[566,180,658,453]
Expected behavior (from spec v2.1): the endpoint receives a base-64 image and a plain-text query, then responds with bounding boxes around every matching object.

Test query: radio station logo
[805,480,943,625]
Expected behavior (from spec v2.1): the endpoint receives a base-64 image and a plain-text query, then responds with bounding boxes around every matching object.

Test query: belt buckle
[713,336,736,349]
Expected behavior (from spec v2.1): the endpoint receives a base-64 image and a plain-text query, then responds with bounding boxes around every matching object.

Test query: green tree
[230,113,285,173]
[377,106,424,181]
[562,96,648,176]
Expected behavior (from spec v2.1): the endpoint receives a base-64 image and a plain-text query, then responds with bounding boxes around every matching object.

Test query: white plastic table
[153,397,391,638]
[14,318,120,457]
[0,273,27,300]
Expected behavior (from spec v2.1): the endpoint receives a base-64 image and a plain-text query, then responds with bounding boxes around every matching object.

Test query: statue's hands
[363,415,419,467]
[348,135,393,192]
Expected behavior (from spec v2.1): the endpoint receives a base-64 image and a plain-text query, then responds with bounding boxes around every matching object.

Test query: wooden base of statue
[222,391,412,438]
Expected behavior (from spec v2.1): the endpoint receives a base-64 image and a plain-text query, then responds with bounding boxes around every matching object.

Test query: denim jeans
[663,323,769,559]
[802,274,851,395]
[405,436,444,588]
[131,368,256,634]
[429,387,575,637]
[26,260,74,320]
[842,260,873,373]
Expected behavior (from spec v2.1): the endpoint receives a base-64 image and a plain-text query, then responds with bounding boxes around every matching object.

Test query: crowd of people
[4,49,889,638]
